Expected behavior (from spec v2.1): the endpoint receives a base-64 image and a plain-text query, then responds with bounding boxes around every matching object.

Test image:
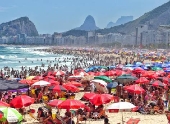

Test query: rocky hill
[106,16,133,28]
[75,15,99,31]
[97,1,170,35]
[0,17,38,37]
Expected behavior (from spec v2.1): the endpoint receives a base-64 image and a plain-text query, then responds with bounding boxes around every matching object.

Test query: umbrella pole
[122,112,124,124]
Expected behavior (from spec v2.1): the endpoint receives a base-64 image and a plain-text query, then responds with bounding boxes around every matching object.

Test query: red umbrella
[141,71,155,77]
[49,85,67,92]
[67,81,82,87]
[19,79,37,85]
[48,99,63,107]
[133,67,144,74]
[48,80,60,86]
[150,80,165,87]
[58,99,85,109]
[0,101,10,107]
[95,72,106,76]
[157,77,170,84]
[105,71,116,76]
[126,84,145,94]
[32,76,44,80]
[88,72,95,76]
[89,94,114,106]
[83,92,96,100]
[135,77,149,84]
[63,84,80,92]
[45,76,56,80]
[10,95,34,108]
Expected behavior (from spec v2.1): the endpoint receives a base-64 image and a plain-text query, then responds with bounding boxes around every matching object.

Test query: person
[104,115,110,124]
[90,82,96,92]
[44,111,54,124]
[37,107,45,123]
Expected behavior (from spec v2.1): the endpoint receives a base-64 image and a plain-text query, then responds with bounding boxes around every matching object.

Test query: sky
[0,0,169,34]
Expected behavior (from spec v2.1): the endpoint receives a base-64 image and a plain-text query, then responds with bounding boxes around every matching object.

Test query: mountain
[75,15,100,31]
[0,17,38,37]
[106,22,117,29]
[98,1,170,35]
[106,16,133,28]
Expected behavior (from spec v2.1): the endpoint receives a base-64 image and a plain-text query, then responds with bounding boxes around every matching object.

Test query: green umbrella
[151,67,162,71]
[94,76,112,82]
[116,74,137,83]
[0,107,23,123]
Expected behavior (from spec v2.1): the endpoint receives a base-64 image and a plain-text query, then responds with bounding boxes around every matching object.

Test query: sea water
[0,45,74,71]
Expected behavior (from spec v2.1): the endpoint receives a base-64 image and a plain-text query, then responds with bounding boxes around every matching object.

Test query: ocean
[0,45,74,71]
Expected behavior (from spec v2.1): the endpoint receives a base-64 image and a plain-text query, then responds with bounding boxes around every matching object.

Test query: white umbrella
[91,79,108,93]
[32,80,50,86]
[107,102,136,124]
[107,102,135,110]
[91,79,107,86]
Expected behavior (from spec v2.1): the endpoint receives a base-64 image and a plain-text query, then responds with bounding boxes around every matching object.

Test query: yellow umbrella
[26,76,35,80]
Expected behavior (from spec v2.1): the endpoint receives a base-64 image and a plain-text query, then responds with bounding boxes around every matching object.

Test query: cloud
[0,5,17,12]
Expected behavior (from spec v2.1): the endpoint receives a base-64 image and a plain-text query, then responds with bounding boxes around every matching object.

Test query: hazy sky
[0,0,168,34]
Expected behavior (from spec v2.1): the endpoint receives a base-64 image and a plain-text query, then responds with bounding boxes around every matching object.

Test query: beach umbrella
[107,102,135,110]
[0,107,23,123]
[107,82,118,89]
[55,70,65,76]
[26,76,35,80]
[133,67,144,74]
[0,84,9,91]
[135,77,149,84]
[47,80,60,86]
[19,79,37,85]
[58,99,85,109]
[107,102,136,124]
[125,84,145,94]
[141,71,155,77]
[83,92,96,100]
[32,76,44,80]
[32,80,50,86]
[116,74,137,84]
[91,79,107,86]
[115,70,127,76]
[94,76,112,82]
[150,80,165,87]
[152,67,163,71]
[87,72,95,76]
[67,81,82,87]
[48,99,63,107]
[63,84,80,92]
[95,72,106,76]
[105,71,116,76]
[89,94,114,106]
[45,76,56,80]
[49,85,67,92]
[76,72,89,76]
[157,77,170,84]
[0,101,10,107]
[10,95,34,108]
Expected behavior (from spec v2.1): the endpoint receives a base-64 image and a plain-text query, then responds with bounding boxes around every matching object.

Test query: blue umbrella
[107,82,118,89]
